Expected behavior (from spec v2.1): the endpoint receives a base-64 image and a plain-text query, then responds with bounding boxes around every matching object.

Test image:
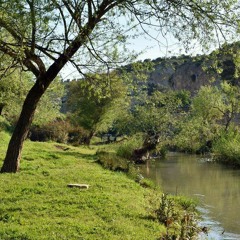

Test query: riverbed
[139,152,240,240]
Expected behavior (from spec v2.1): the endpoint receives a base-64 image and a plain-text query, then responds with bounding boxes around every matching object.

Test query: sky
[60,25,205,81]
[60,36,198,81]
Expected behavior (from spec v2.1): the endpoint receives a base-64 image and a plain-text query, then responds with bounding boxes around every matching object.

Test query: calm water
[140,152,240,240]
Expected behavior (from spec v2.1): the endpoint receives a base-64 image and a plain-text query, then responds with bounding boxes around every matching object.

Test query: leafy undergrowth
[0,133,164,240]
[213,129,240,167]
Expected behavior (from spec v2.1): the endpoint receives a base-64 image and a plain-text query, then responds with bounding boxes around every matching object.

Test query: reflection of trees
[141,154,240,233]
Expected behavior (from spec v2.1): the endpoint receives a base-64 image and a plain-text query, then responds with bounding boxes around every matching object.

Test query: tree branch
[0,18,22,42]
[26,0,36,54]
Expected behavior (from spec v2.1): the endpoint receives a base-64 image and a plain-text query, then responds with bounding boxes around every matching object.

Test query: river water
[139,152,240,240]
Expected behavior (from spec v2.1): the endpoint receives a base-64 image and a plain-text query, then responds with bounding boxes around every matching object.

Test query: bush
[45,120,71,143]
[68,126,89,145]
[29,119,89,145]
[96,150,130,172]
[116,134,143,159]
[29,120,70,143]
[152,194,200,239]
[213,128,240,166]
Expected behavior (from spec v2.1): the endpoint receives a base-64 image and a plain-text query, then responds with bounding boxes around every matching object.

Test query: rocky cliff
[145,42,240,94]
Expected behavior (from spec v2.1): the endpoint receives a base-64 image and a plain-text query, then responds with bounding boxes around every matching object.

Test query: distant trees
[115,89,190,159]
[32,77,64,127]
[220,81,240,131]
[0,71,31,119]
[174,85,223,152]
[66,72,129,144]
[174,82,240,153]
[0,70,64,127]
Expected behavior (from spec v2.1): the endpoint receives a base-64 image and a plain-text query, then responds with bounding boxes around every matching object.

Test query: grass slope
[0,132,164,240]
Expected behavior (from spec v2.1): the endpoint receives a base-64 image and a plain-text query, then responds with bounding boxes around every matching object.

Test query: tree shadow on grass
[52,149,97,162]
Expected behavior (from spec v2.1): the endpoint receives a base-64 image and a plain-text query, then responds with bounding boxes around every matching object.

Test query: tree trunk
[132,133,160,163]
[0,19,95,173]
[0,56,80,173]
[0,82,45,173]
[0,103,4,115]
[84,131,94,146]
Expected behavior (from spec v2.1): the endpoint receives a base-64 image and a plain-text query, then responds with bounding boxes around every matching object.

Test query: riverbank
[0,132,165,239]
[139,152,240,239]
[0,132,202,239]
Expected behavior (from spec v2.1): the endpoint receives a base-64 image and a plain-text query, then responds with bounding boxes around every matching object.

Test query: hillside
[136,42,240,95]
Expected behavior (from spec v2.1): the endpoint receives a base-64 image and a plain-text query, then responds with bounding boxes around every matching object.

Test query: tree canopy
[1,0,239,76]
[66,72,128,141]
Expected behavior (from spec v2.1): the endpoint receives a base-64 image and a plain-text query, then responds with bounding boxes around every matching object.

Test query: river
[139,152,240,240]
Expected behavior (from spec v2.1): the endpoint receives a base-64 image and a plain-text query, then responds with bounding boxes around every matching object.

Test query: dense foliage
[65,72,129,143]
[2,45,240,165]
[0,0,240,172]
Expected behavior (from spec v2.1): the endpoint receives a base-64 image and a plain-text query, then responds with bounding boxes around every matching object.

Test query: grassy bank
[0,132,165,240]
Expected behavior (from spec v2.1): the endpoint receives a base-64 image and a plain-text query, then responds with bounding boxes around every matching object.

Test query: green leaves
[0,70,32,121]
[33,76,65,126]
[174,80,240,153]
[66,72,129,135]
[191,85,224,121]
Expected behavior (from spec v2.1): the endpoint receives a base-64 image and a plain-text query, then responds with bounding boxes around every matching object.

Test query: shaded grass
[0,133,164,239]
[96,150,130,172]
[96,150,158,189]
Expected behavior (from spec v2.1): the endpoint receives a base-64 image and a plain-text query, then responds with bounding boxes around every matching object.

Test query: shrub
[153,194,200,239]
[213,128,240,166]
[29,119,89,144]
[29,120,71,143]
[96,150,130,172]
[68,126,89,145]
[116,134,143,159]
[29,119,88,145]
[28,125,49,142]
[45,120,71,143]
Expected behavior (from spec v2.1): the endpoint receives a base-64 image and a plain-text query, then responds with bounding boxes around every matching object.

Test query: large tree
[66,72,128,143]
[0,0,239,172]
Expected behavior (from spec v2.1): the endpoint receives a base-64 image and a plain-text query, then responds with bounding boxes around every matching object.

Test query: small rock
[67,184,89,189]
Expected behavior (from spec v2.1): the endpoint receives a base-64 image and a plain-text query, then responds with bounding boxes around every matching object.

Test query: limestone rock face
[148,63,175,89]
[147,58,221,95]
[170,62,217,94]
[144,42,240,94]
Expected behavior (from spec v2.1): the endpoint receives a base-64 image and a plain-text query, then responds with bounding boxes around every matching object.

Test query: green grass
[0,132,165,240]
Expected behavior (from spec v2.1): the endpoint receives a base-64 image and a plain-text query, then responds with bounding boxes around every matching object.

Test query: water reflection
[140,152,240,239]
